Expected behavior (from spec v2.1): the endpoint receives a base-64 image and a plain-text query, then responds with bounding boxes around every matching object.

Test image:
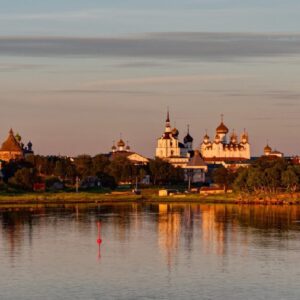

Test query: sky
[0,1,300,157]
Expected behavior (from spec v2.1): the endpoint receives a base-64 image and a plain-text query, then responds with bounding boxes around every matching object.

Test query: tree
[149,158,184,186]
[212,166,236,192]
[8,168,36,191]
[108,156,133,183]
[92,154,110,176]
[54,160,65,178]
[74,155,93,178]
[282,167,299,193]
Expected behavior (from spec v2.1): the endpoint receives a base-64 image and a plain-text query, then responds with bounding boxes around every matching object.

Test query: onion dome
[15,133,22,143]
[126,141,130,151]
[117,139,125,147]
[184,125,193,143]
[216,122,229,134]
[111,145,117,151]
[171,127,179,138]
[27,141,33,151]
[184,133,193,143]
[264,144,272,153]
[241,133,248,143]
[215,134,221,143]
[230,130,238,143]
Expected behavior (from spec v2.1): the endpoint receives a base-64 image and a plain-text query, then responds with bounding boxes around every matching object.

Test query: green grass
[0,189,300,206]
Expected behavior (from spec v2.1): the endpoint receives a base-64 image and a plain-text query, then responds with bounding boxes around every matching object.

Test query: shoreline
[0,191,300,206]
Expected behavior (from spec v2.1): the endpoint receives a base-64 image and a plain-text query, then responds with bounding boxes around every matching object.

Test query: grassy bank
[0,191,143,205]
[1,189,300,206]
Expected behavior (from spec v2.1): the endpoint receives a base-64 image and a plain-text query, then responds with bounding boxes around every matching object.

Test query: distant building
[200,116,251,163]
[185,150,208,183]
[0,129,34,163]
[109,138,149,165]
[155,111,207,182]
[263,144,284,158]
[155,110,194,167]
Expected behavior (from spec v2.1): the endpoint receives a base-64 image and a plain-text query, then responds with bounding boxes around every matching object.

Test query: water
[0,203,300,300]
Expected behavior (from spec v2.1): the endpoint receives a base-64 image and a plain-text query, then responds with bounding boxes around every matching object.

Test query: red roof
[0,129,23,152]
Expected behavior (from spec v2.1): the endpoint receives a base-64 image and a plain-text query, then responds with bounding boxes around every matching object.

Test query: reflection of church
[0,129,34,162]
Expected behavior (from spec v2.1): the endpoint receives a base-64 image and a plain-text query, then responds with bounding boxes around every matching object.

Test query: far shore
[1,190,300,206]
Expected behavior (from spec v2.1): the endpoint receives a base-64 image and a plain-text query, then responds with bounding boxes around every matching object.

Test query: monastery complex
[0,111,285,184]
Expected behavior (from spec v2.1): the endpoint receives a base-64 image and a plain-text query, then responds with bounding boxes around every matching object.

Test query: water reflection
[1,204,300,266]
[1,204,300,299]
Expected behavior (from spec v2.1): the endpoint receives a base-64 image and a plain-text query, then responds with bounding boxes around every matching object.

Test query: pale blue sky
[0,2,300,157]
[1,1,300,36]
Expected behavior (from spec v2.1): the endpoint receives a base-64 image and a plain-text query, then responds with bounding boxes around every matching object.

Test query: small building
[0,129,24,162]
[0,129,34,162]
[185,150,207,183]
[109,139,149,166]
[263,144,284,158]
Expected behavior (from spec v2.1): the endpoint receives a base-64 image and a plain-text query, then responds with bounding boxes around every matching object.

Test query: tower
[183,125,193,151]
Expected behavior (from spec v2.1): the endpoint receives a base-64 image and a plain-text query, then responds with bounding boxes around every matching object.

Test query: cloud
[1,33,300,61]
[83,74,243,88]
[0,63,43,72]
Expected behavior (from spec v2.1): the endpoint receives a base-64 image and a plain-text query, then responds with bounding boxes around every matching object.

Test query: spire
[164,108,171,133]
[166,107,170,123]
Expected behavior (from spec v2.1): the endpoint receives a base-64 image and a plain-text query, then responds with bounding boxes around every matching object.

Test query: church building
[155,111,207,182]
[200,116,251,163]
[155,111,194,167]
[0,129,34,163]
[109,138,149,165]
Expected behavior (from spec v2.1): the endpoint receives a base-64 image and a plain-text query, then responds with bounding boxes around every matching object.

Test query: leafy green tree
[74,155,93,178]
[54,160,65,178]
[212,166,236,192]
[282,167,299,193]
[108,156,133,183]
[92,154,110,175]
[149,158,184,186]
[8,168,36,190]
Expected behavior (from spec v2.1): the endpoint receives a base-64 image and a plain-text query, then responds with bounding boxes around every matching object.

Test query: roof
[204,157,249,163]
[186,151,207,168]
[0,129,23,152]
[109,151,149,164]
[216,122,229,134]
[117,139,125,147]
[184,133,193,143]
[264,144,272,152]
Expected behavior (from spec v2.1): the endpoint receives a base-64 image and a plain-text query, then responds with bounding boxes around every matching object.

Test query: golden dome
[117,139,125,147]
[171,127,179,137]
[216,122,229,134]
[264,144,272,153]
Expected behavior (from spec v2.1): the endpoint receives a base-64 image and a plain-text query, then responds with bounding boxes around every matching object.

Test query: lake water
[0,203,300,300]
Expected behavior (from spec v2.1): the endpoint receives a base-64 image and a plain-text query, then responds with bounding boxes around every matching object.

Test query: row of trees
[213,157,300,195]
[1,154,184,191]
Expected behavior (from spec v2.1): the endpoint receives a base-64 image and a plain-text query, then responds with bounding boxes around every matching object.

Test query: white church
[155,111,207,182]
[200,116,251,162]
